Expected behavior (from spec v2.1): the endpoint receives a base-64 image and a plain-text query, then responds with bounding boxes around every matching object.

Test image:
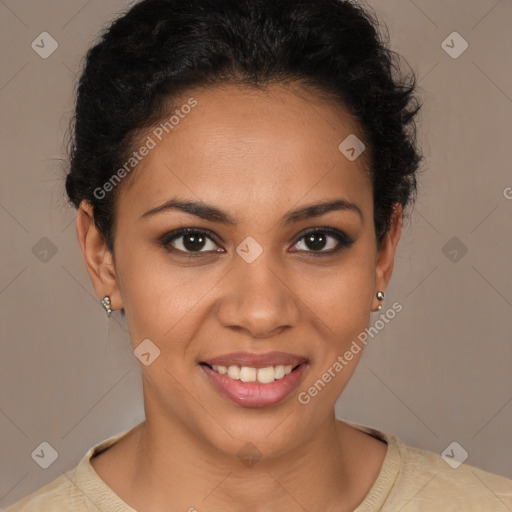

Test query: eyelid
[158,226,354,256]
[292,226,354,246]
[158,227,223,255]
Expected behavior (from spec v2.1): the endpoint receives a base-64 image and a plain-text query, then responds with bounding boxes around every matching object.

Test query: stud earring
[376,290,385,310]
[101,296,112,317]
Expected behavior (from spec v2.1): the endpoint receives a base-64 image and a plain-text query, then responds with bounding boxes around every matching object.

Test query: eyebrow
[140,197,363,224]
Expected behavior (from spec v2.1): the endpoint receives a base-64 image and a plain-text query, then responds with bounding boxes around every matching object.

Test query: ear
[373,203,402,309]
[76,200,123,312]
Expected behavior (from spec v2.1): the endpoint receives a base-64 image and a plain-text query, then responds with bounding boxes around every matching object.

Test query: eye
[159,226,354,257]
[159,228,222,255]
[291,227,355,255]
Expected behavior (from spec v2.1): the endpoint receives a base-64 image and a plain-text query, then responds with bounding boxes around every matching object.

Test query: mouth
[199,353,308,408]
[199,362,303,384]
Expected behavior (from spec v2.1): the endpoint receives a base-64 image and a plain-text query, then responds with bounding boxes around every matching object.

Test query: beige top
[4,423,512,511]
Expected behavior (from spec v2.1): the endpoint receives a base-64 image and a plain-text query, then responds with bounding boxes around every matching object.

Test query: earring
[101,296,112,317]
[376,290,384,310]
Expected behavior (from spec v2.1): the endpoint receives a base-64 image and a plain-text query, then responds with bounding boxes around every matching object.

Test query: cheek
[117,254,210,349]
[293,249,375,389]
[116,228,376,361]
[114,233,244,371]
[296,248,375,331]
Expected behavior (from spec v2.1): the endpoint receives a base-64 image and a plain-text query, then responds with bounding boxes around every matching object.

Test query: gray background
[1,0,511,507]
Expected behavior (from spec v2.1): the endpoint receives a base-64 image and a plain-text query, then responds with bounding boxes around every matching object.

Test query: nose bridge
[216,246,299,337]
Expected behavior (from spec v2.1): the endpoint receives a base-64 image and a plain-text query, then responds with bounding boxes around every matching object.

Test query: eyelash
[158,227,355,258]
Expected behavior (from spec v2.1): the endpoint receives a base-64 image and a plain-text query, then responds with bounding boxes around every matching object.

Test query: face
[80,83,401,460]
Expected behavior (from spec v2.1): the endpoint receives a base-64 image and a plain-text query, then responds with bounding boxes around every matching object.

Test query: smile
[206,363,296,383]
[200,361,308,408]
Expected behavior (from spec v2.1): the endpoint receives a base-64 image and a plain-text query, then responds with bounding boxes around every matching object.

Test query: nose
[215,254,301,338]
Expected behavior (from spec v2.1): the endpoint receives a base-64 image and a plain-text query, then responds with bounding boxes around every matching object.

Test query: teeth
[210,364,296,383]
[257,366,275,384]
[274,365,285,379]
[240,366,257,382]
[227,365,240,379]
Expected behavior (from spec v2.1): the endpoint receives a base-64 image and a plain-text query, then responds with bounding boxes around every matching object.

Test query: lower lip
[200,363,307,408]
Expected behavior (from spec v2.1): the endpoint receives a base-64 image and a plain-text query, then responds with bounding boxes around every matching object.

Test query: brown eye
[291,228,354,254]
[160,228,222,255]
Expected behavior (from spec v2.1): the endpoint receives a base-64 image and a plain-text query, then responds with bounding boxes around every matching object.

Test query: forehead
[116,83,373,218]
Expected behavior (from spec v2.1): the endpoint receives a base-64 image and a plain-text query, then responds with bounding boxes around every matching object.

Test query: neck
[120,412,385,512]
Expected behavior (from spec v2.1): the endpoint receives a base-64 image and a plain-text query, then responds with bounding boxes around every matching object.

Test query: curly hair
[65,0,424,252]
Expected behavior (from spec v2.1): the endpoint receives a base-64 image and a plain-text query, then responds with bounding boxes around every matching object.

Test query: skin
[77,83,402,512]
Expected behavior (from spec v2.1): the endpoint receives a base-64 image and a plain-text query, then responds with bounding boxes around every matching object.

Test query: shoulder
[387,439,512,511]
[2,468,88,511]
[2,426,140,512]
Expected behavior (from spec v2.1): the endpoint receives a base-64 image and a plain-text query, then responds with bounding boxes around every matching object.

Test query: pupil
[306,233,326,251]
[184,233,205,251]
[181,232,329,252]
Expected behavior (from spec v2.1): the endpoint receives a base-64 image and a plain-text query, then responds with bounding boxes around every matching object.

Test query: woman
[6,0,511,510]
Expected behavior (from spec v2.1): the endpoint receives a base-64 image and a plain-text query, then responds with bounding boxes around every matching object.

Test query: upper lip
[201,351,307,369]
